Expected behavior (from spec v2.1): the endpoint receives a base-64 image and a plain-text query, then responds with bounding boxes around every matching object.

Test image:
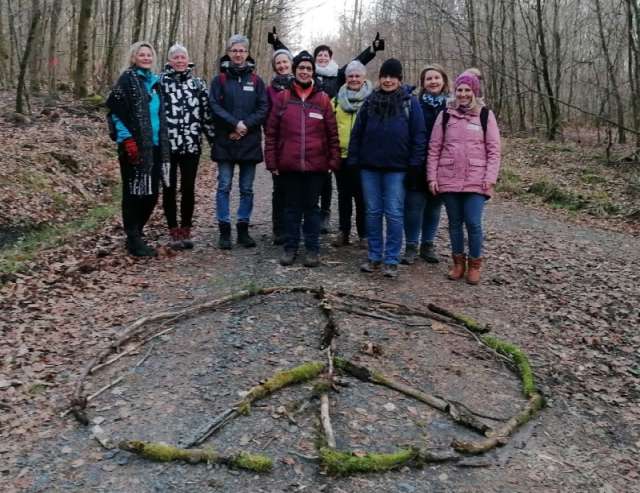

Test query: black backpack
[442,106,490,138]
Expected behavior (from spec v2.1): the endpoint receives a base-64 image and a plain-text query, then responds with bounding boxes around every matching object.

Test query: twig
[320,346,336,449]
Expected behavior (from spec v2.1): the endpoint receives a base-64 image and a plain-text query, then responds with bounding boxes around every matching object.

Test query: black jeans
[162,152,200,229]
[271,173,286,237]
[280,172,326,253]
[119,146,161,239]
[335,161,366,238]
[320,172,332,216]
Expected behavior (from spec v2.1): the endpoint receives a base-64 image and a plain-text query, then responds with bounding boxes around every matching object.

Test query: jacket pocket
[467,159,486,185]
[438,158,455,178]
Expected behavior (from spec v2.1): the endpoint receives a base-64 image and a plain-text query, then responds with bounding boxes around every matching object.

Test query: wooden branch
[427,304,491,334]
[320,394,336,449]
[334,357,492,436]
[119,440,272,471]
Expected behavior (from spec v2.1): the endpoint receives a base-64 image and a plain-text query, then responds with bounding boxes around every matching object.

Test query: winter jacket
[161,64,215,155]
[347,86,426,171]
[266,74,294,115]
[264,83,340,174]
[427,106,501,197]
[420,93,448,148]
[208,58,268,163]
[332,99,360,159]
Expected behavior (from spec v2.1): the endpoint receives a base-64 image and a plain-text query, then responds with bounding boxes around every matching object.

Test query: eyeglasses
[229,49,248,54]
[297,66,313,72]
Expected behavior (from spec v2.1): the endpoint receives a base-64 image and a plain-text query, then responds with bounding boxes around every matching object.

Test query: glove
[372,32,385,52]
[122,138,139,164]
[267,26,277,46]
[404,166,424,191]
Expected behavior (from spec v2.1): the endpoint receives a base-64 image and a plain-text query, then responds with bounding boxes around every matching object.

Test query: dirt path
[2,164,639,492]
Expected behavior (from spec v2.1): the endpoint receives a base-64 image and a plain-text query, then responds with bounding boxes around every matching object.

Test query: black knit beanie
[293,50,316,76]
[379,58,403,80]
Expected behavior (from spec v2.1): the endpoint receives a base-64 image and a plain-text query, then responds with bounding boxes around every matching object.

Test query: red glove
[122,138,139,164]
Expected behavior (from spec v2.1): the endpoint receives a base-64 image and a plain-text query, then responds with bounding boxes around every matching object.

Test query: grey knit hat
[345,60,366,76]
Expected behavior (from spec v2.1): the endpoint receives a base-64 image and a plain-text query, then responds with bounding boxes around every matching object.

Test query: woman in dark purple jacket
[264,51,340,268]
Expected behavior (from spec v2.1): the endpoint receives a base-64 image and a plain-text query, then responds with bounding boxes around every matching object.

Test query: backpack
[442,106,489,138]
[216,71,258,103]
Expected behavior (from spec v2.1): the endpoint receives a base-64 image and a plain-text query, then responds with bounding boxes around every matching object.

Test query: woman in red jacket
[264,51,341,267]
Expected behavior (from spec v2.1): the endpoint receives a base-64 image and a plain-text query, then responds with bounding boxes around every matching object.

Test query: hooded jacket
[427,106,501,197]
[208,56,268,163]
[161,63,215,155]
[347,85,426,171]
[264,83,340,174]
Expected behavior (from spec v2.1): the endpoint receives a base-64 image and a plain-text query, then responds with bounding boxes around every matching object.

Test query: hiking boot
[419,241,439,263]
[303,251,320,268]
[466,257,483,285]
[331,231,350,248]
[168,227,184,250]
[360,260,382,273]
[400,244,418,265]
[320,213,331,234]
[180,227,194,249]
[237,221,256,248]
[383,264,398,278]
[448,253,467,280]
[279,250,296,266]
[218,222,232,250]
[126,236,157,257]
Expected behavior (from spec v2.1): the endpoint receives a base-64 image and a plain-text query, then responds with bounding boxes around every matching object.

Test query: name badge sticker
[243,85,255,92]
[309,112,324,120]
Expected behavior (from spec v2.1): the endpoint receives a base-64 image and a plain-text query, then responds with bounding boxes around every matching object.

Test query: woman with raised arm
[427,72,501,285]
[106,41,171,257]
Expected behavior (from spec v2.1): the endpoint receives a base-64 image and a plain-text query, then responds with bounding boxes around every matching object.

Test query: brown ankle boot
[448,254,467,280]
[169,227,184,250]
[466,257,483,285]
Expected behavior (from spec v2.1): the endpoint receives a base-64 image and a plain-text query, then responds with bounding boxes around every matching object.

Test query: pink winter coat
[427,106,501,197]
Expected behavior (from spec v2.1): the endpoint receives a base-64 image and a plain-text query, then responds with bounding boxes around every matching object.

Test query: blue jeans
[216,161,256,223]
[361,169,406,265]
[441,192,487,258]
[404,191,443,246]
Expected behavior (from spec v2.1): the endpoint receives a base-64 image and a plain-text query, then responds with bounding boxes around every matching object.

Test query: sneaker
[419,241,439,263]
[303,251,320,268]
[360,260,382,273]
[383,264,398,278]
[279,250,296,266]
[400,244,418,265]
[331,231,350,248]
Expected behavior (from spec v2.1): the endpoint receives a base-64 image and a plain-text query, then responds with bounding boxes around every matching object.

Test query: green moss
[481,336,535,397]
[528,180,588,211]
[232,452,273,472]
[496,168,523,195]
[312,380,332,395]
[320,447,416,475]
[238,361,325,412]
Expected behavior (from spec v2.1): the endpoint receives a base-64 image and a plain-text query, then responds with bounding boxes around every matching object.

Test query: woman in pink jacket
[427,72,501,284]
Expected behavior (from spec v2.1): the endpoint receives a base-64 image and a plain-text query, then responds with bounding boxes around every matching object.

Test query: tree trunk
[166,0,181,59]
[132,0,146,42]
[16,0,41,114]
[465,0,478,66]
[48,0,64,97]
[74,0,93,98]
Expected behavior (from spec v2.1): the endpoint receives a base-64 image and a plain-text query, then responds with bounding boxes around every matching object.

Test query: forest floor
[1,93,639,492]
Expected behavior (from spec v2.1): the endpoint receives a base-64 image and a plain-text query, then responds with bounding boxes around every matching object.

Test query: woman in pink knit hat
[426,72,501,284]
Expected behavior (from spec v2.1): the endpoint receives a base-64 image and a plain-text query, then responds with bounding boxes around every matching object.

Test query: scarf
[337,80,372,113]
[315,60,339,77]
[106,68,171,196]
[271,73,294,91]
[420,92,447,109]
[367,87,406,119]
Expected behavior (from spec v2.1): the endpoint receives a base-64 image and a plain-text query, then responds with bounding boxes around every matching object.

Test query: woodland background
[2,0,640,148]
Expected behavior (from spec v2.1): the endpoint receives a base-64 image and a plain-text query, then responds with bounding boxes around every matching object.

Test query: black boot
[237,221,256,248]
[126,235,157,257]
[218,222,232,250]
[419,241,439,263]
[401,244,418,265]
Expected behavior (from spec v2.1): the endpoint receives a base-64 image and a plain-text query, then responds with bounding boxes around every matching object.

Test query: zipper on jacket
[300,101,306,171]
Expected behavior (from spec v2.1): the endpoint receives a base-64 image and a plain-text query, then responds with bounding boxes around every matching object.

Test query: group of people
[105,31,501,285]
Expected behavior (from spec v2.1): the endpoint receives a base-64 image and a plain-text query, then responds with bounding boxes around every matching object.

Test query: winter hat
[345,60,366,77]
[379,58,403,80]
[272,48,293,71]
[454,73,480,97]
[293,50,315,75]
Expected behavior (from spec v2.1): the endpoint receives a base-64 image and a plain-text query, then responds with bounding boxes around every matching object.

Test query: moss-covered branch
[320,447,418,475]
[119,440,272,472]
[480,336,535,397]
[427,304,491,334]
